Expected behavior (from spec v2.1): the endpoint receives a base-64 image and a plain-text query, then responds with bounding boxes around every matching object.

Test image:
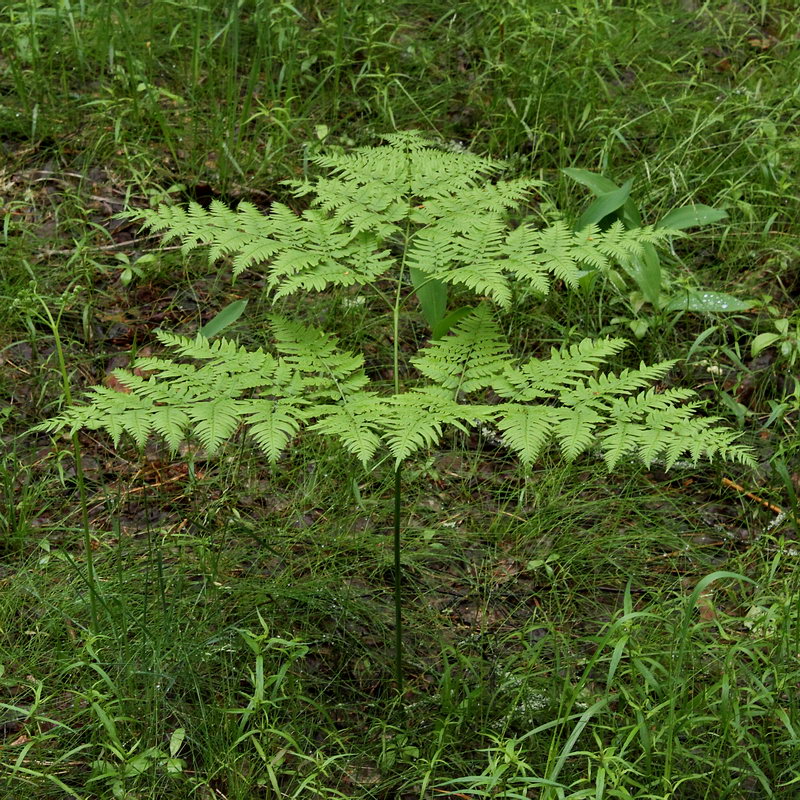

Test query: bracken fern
[37,131,754,693]
[41,131,753,472]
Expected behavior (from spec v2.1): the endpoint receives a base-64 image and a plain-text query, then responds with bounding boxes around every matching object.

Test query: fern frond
[650,410,755,469]
[381,129,451,153]
[246,399,309,462]
[495,401,604,466]
[494,405,560,465]
[528,221,586,289]
[150,331,278,373]
[412,306,512,394]
[313,131,501,199]
[501,224,551,295]
[437,218,512,306]
[184,397,245,453]
[36,386,159,448]
[151,406,191,452]
[494,337,628,400]
[413,180,538,229]
[136,200,276,268]
[41,317,370,457]
[267,210,392,296]
[382,387,493,465]
[269,316,367,395]
[310,393,387,465]
[557,361,679,408]
[597,401,755,470]
[406,227,458,275]
[128,133,680,310]
[552,405,604,461]
[606,386,697,420]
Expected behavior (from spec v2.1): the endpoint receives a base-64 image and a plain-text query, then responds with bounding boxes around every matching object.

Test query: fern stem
[393,465,404,696]
[390,204,414,696]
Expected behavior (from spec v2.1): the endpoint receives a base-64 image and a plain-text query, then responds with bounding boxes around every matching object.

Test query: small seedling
[751,310,800,368]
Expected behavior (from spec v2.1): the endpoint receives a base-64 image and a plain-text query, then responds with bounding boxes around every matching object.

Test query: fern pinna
[39,131,754,692]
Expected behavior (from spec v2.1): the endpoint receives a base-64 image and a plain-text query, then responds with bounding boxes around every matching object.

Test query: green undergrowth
[2,0,800,797]
[3,445,800,798]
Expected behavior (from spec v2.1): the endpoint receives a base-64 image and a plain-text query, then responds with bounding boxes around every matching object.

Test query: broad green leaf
[431,306,474,340]
[200,299,249,338]
[629,318,650,339]
[562,167,619,195]
[620,203,643,228]
[563,168,642,227]
[663,291,753,313]
[751,332,782,357]
[576,180,632,230]
[628,243,662,305]
[657,204,727,231]
[169,728,186,758]
[410,268,448,331]
[764,400,789,428]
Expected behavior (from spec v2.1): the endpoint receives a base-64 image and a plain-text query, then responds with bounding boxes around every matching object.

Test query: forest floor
[2,1,800,798]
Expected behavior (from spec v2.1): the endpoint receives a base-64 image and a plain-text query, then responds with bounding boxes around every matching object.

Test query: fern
[381,387,493,466]
[310,393,387,466]
[46,131,754,474]
[39,317,363,461]
[494,337,629,401]
[412,305,511,394]
[132,131,674,310]
[38,130,758,697]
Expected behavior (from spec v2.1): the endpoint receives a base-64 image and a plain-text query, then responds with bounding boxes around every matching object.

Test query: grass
[2,0,800,797]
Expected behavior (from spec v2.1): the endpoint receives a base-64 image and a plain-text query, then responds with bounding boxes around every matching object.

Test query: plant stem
[389,205,413,697]
[71,432,98,633]
[393,465,403,696]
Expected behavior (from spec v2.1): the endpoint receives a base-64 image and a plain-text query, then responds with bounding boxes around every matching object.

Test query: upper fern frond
[134,200,276,269]
[494,337,629,401]
[127,131,671,308]
[310,130,503,199]
[503,220,672,292]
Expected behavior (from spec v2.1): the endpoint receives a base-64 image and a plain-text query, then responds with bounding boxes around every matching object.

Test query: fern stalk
[390,197,416,696]
[393,466,403,695]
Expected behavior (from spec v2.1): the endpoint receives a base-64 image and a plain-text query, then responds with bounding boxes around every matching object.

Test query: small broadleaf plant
[38,131,754,689]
